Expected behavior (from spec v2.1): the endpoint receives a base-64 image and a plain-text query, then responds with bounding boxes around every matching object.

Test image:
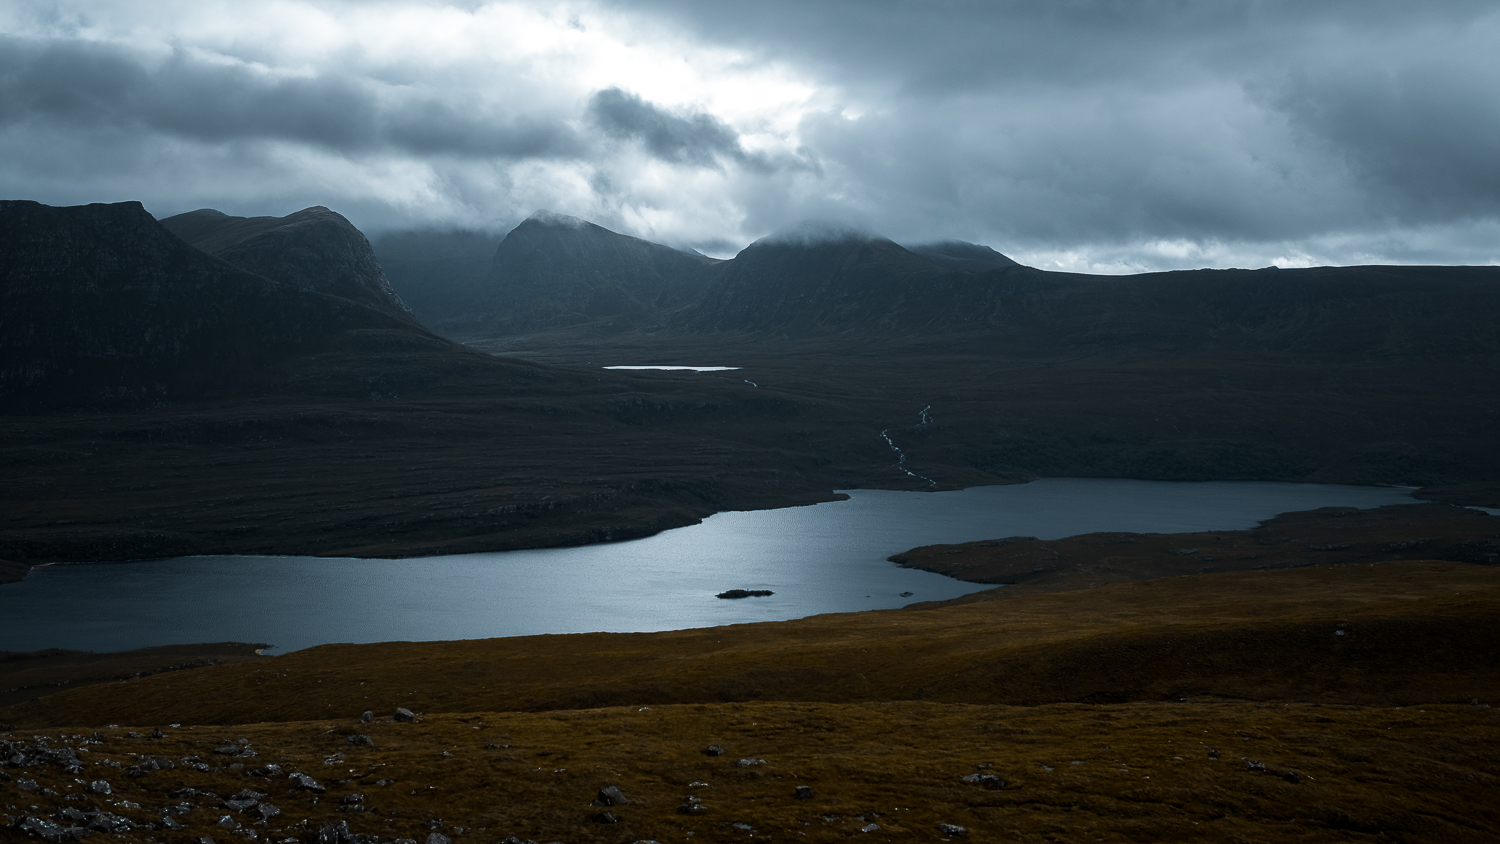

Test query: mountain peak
[160,206,415,322]
[522,209,591,229]
[0,199,407,404]
[752,220,884,250]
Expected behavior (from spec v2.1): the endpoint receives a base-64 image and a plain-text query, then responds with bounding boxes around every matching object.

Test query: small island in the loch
[716,589,775,599]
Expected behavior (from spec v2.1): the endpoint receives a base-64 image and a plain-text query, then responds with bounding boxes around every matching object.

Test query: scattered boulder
[961,772,1004,789]
[15,816,87,844]
[704,745,726,756]
[677,795,707,815]
[794,785,815,799]
[1284,770,1301,784]
[426,834,452,844]
[596,785,628,806]
[348,734,375,746]
[317,820,354,844]
[290,772,326,793]
[394,708,417,723]
[591,811,619,824]
[937,823,969,836]
[85,780,110,795]
[359,711,374,724]
[736,758,766,767]
[252,803,281,823]
[87,812,132,834]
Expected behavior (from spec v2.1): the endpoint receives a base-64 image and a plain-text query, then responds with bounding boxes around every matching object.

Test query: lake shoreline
[5,497,1496,705]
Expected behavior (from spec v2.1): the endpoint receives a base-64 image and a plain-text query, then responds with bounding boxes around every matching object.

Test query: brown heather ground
[2,560,1499,842]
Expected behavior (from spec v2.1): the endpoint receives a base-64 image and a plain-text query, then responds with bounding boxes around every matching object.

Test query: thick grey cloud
[0,0,1496,269]
[588,87,743,168]
[0,35,580,159]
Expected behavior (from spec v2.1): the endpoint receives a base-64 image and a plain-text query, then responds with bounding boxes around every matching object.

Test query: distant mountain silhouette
[159,206,416,323]
[373,212,1500,357]
[0,200,423,404]
[431,211,720,337]
[680,233,967,333]
[374,212,719,337]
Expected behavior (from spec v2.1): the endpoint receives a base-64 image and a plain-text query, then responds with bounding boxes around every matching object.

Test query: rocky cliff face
[0,200,412,404]
[159,206,416,323]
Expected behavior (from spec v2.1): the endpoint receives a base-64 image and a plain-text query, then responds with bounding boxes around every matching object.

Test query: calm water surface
[0,478,1413,654]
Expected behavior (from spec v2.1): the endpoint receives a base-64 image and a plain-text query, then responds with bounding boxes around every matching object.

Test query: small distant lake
[602,365,740,371]
[0,479,1413,655]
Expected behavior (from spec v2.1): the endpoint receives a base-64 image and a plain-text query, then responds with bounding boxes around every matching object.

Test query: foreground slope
[1,561,1497,843]
[7,560,1496,725]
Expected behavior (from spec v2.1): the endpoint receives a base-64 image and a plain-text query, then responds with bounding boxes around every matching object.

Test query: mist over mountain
[159,206,416,324]
[0,200,418,405]
[372,228,505,326]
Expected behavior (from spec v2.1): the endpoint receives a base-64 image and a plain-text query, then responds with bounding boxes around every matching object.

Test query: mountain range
[2,198,1498,573]
[0,200,422,405]
[379,210,1500,359]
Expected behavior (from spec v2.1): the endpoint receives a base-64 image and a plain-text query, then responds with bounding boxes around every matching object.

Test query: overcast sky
[2,0,1497,270]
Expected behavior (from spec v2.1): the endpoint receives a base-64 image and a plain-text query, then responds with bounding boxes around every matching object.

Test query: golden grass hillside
[5,560,1497,729]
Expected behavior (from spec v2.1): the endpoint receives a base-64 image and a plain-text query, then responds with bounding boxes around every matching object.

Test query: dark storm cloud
[617,0,1500,260]
[586,87,776,172]
[1266,57,1500,219]
[0,34,580,160]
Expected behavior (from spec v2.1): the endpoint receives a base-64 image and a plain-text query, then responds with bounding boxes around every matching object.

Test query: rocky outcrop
[159,206,416,323]
[0,200,413,404]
